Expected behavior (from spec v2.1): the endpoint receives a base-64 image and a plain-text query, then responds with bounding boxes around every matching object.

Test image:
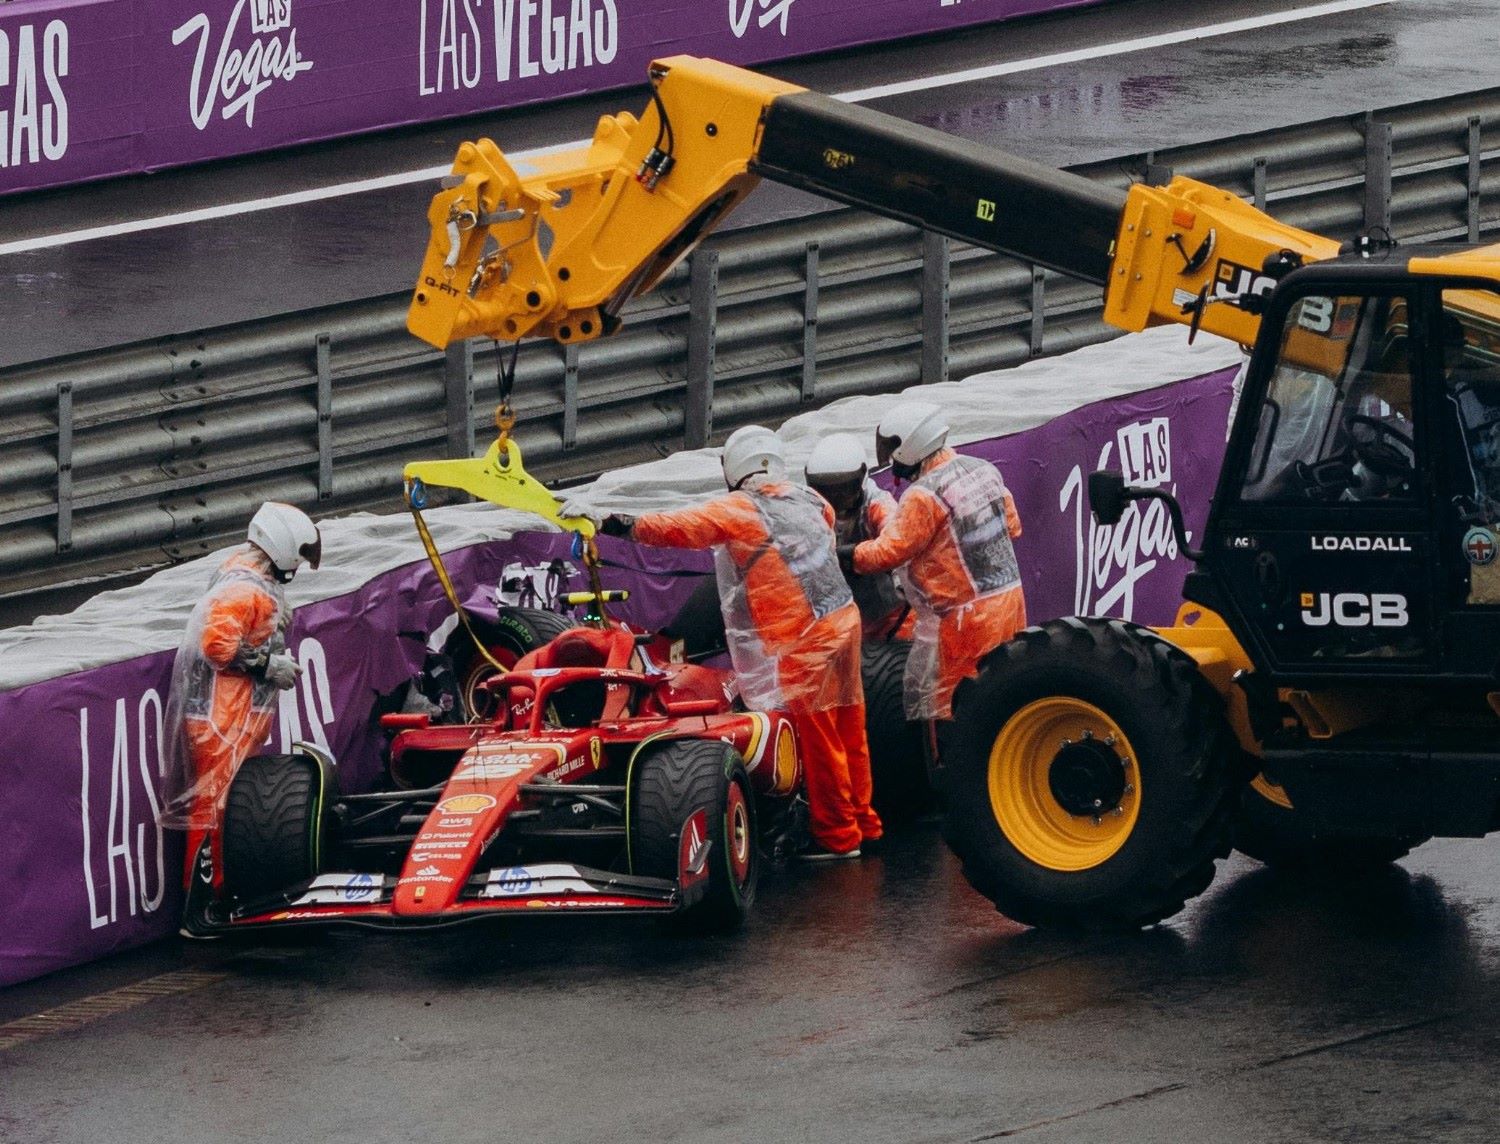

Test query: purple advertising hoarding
[0,0,1106,197]
[0,365,1232,987]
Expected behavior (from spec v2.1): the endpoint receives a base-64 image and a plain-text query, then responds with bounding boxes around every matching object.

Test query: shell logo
[773,720,798,796]
[437,793,497,815]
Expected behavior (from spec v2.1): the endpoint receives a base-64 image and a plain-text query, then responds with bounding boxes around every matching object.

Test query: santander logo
[172,0,313,130]
[1060,417,1188,620]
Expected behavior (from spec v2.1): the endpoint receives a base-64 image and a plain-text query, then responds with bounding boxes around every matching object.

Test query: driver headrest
[530,627,637,672]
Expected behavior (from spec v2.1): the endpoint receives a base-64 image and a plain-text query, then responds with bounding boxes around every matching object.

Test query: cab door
[1209,282,1439,681]
[1432,284,1500,675]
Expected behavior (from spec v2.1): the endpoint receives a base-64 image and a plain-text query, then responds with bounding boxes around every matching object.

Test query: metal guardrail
[3,89,1500,598]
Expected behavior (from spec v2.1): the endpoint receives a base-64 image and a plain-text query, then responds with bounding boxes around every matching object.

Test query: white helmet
[804,432,868,513]
[247,502,322,580]
[721,425,786,489]
[876,401,949,471]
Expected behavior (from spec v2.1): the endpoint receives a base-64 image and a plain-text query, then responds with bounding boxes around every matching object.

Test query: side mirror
[1087,468,1205,562]
[1088,469,1129,526]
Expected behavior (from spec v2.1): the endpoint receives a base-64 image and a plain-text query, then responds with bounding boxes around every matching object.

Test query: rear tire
[630,739,757,932]
[1234,775,1427,871]
[222,753,329,904]
[942,617,1242,931]
[861,640,930,821]
[447,606,574,721]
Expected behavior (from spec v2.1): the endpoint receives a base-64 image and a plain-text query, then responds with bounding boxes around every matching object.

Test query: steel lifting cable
[495,337,521,452]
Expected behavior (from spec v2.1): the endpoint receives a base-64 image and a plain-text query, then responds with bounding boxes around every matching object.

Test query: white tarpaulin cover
[0,328,1241,691]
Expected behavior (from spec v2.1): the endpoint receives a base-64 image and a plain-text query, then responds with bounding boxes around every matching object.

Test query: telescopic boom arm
[407,56,1339,353]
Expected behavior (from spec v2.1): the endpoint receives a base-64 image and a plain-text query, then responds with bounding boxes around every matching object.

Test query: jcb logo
[1299,592,1408,628]
[1213,258,1276,303]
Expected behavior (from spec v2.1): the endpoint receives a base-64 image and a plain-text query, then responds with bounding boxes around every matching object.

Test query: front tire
[222,753,329,904]
[942,617,1242,931]
[630,739,758,932]
[1234,775,1427,871]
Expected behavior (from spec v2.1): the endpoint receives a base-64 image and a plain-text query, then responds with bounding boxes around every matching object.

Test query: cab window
[1242,294,1417,504]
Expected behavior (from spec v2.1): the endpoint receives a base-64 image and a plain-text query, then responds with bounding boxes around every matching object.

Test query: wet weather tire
[222,753,328,904]
[630,739,758,932]
[447,607,575,721]
[861,640,930,821]
[942,617,1243,931]
[1234,778,1426,871]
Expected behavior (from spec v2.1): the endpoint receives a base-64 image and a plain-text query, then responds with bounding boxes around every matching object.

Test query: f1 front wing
[183,862,687,934]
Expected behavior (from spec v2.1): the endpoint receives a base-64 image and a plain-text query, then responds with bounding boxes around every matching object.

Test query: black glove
[600,513,636,538]
[836,543,858,576]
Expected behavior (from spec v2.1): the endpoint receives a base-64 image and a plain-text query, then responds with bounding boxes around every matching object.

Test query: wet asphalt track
[4,826,1500,1143]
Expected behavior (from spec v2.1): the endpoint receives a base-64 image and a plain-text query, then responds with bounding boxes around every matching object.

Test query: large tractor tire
[446,606,575,721]
[861,639,931,821]
[630,739,758,932]
[941,617,1243,931]
[1234,775,1428,871]
[222,752,331,904]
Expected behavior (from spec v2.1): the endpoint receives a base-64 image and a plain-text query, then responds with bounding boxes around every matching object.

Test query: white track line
[834,0,1398,102]
[0,0,1397,258]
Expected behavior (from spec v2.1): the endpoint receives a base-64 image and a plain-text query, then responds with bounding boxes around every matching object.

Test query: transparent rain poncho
[634,479,863,713]
[881,454,1023,719]
[161,548,290,829]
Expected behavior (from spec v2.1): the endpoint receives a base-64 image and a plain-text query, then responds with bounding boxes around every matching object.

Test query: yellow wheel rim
[1250,772,1293,810]
[988,697,1141,872]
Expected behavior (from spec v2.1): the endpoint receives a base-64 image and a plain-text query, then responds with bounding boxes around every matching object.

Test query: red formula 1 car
[180,623,805,936]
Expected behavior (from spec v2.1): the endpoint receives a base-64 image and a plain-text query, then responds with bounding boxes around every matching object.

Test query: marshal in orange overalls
[854,448,1026,720]
[163,548,290,886]
[632,479,882,853]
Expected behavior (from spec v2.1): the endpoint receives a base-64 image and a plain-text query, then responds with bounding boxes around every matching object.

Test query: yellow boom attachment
[408,58,799,349]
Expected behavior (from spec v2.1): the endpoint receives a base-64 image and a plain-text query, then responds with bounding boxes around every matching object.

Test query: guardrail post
[1363,115,1393,234]
[445,339,475,459]
[801,241,820,403]
[921,231,949,385]
[1468,115,1483,243]
[1253,157,1268,211]
[315,334,333,500]
[685,249,718,450]
[562,343,580,450]
[1029,266,1046,357]
[56,382,73,553]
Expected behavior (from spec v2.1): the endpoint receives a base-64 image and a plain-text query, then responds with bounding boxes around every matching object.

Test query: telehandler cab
[406,56,1500,929]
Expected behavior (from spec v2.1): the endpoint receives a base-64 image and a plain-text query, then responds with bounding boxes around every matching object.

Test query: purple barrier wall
[0,0,1105,197]
[0,365,1232,986]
